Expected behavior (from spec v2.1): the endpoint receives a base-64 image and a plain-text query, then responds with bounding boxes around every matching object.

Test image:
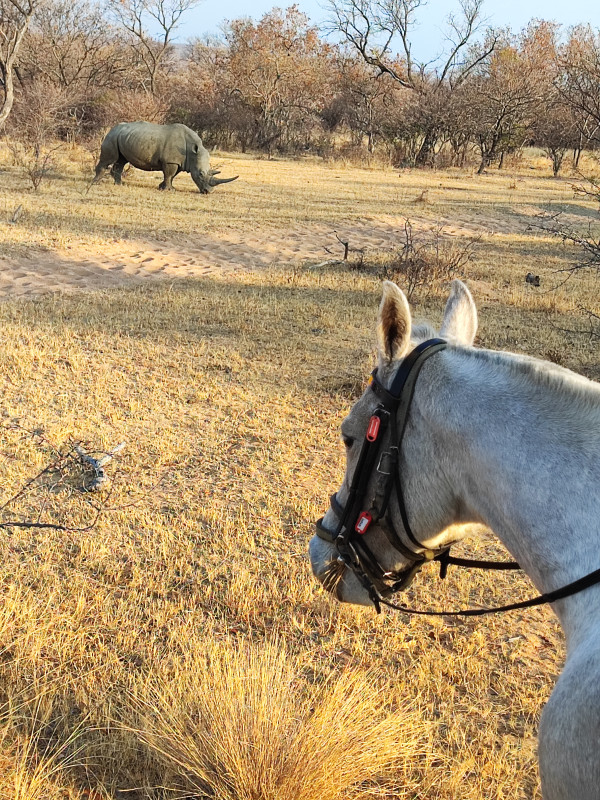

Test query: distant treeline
[1,0,599,173]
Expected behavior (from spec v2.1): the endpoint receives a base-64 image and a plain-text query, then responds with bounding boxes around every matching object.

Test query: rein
[316,339,600,616]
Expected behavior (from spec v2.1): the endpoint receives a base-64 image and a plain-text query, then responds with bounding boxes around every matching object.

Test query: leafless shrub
[381,219,480,300]
[6,80,69,189]
[530,210,600,274]
[6,139,62,190]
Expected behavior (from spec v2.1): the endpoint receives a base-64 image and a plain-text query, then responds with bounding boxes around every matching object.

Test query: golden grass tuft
[0,692,88,800]
[135,639,424,800]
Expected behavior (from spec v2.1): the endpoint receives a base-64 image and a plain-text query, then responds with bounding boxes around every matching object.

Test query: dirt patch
[0,216,499,299]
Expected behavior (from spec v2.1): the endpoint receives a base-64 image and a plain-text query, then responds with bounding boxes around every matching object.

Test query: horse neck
[416,347,600,642]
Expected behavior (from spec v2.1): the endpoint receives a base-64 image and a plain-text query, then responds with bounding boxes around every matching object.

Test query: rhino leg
[93,134,120,184]
[111,156,128,185]
[158,163,180,191]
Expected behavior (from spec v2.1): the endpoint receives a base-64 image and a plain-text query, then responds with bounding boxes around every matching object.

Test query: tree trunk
[0,9,33,130]
[498,150,505,170]
[367,130,375,154]
[0,67,16,129]
[415,128,437,167]
[477,141,490,174]
[552,149,565,177]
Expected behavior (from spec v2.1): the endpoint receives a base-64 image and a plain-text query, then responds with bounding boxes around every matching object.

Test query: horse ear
[377,281,412,365]
[440,280,478,345]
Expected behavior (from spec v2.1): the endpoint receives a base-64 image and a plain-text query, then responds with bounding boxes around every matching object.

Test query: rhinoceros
[93,122,238,193]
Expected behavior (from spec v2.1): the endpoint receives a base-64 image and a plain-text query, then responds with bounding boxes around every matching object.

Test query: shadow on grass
[0,270,380,399]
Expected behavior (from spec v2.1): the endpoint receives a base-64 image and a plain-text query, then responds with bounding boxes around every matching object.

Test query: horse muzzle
[308,530,375,607]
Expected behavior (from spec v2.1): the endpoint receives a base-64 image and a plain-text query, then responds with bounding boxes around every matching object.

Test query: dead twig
[9,204,23,224]
[0,426,128,536]
[579,306,600,341]
[313,232,364,269]
[548,306,600,342]
[74,442,126,491]
[334,232,350,261]
[528,209,600,275]
[0,513,103,534]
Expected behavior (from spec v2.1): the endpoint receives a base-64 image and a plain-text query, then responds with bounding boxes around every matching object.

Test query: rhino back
[115,123,194,171]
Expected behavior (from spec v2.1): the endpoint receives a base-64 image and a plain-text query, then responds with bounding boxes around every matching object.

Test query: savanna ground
[0,141,599,799]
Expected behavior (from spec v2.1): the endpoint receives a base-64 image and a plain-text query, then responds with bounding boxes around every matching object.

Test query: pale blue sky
[177,0,599,60]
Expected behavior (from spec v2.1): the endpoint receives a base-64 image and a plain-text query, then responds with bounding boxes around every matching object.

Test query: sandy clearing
[0,215,510,300]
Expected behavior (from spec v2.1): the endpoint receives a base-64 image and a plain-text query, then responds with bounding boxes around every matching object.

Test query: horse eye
[342,436,355,449]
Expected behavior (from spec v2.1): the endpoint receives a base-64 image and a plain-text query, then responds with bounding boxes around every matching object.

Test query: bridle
[316,339,460,610]
[315,338,600,616]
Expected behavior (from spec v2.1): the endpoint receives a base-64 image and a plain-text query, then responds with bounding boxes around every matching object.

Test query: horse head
[309,279,478,608]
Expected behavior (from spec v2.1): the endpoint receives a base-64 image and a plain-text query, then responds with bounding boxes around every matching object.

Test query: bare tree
[0,0,45,127]
[21,0,133,92]
[468,48,537,173]
[534,99,578,176]
[558,25,600,153]
[216,7,335,155]
[459,22,558,173]
[325,52,405,154]
[326,0,497,164]
[109,0,202,94]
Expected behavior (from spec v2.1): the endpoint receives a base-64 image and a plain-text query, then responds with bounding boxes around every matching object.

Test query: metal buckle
[376,446,398,475]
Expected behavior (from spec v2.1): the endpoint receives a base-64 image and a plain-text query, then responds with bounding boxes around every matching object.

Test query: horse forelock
[411,321,437,343]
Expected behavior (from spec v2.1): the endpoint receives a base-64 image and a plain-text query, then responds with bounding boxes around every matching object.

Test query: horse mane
[412,318,600,416]
[464,345,600,429]
[472,347,595,391]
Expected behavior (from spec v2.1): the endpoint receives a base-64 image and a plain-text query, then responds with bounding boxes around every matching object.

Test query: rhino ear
[440,280,478,345]
[377,281,411,367]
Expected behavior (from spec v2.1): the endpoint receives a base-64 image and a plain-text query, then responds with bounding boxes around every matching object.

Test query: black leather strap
[380,565,600,617]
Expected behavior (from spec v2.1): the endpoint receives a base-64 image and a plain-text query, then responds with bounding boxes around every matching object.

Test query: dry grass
[0,141,599,798]
[0,689,88,800]
[0,141,597,250]
[134,638,424,800]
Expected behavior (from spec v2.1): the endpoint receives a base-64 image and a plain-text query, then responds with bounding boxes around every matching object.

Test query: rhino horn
[208,174,239,187]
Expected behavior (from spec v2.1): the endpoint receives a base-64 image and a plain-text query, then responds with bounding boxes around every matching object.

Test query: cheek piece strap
[316,339,450,611]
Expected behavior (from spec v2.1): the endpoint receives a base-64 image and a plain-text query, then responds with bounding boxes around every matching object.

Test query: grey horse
[310,279,600,800]
[92,122,238,193]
